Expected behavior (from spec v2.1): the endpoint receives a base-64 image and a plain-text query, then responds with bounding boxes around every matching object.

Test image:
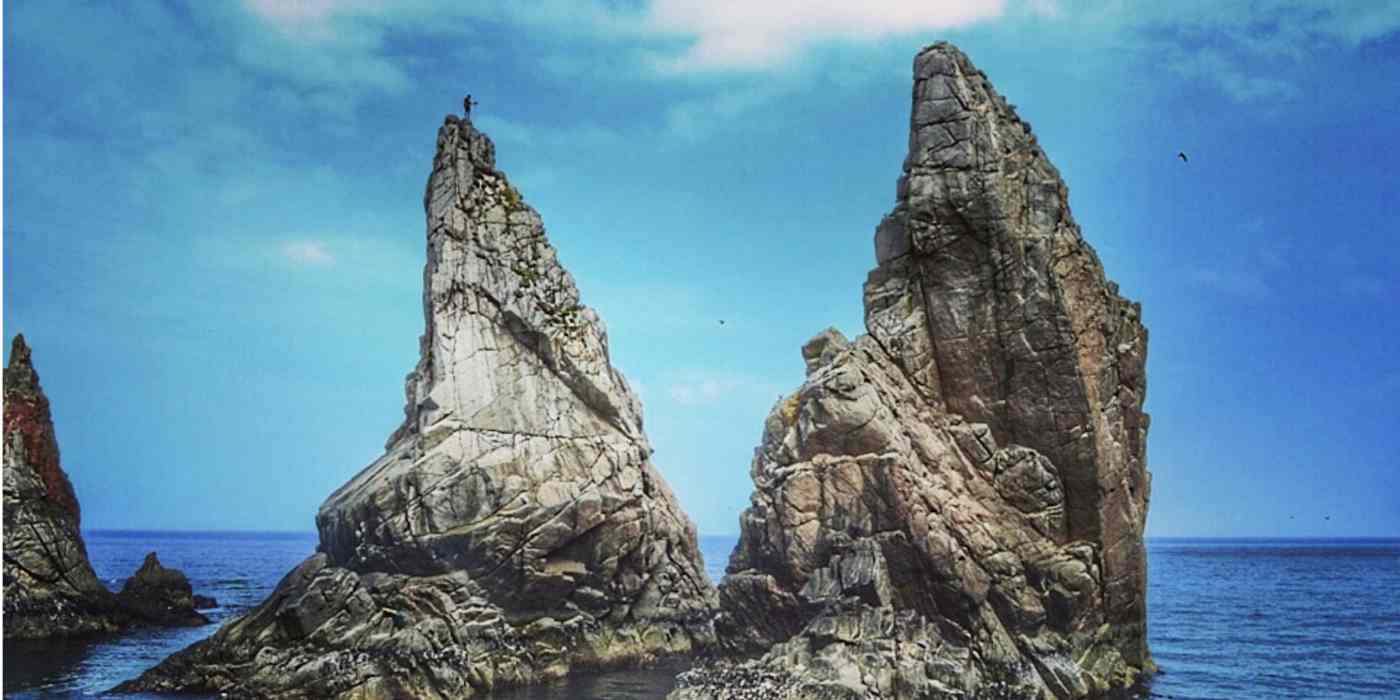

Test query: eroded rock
[675,42,1152,700]
[118,112,717,699]
[3,337,216,639]
[3,335,124,639]
[116,552,214,627]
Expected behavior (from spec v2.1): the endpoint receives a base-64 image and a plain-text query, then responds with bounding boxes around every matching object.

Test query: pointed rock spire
[4,334,118,638]
[678,42,1151,700]
[120,114,718,699]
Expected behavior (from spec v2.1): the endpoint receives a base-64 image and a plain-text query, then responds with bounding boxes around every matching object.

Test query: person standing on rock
[463,94,477,118]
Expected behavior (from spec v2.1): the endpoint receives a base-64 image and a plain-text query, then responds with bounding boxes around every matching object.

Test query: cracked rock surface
[4,336,214,639]
[673,42,1152,700]
[118,114,717,699]
[3,334,124,639]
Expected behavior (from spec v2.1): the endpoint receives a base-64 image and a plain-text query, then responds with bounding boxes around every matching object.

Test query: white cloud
[281,240,336,266]
[239,0,1027,75]
[641,0,1009,73]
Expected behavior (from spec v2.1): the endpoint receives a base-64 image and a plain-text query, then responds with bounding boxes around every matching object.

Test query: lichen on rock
[673,42,1152,700]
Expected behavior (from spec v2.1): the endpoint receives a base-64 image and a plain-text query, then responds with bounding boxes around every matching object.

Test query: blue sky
[4,1,1397,537]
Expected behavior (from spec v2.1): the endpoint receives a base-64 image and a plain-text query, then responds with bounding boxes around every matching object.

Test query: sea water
[5,533,1398,699]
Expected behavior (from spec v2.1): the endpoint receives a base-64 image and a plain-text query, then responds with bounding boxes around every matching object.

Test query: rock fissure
[675,42,1151,700]
[118,114,718,699]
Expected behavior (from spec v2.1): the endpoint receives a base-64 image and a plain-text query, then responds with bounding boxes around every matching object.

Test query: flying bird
[1177,151,1189,163]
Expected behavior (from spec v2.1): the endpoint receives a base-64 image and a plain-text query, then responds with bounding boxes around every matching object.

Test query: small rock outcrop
[119,112,718,698]
[674,43,1152,699]
[115,552,214,626]
[4,336,216,639]
[3,334,123,639]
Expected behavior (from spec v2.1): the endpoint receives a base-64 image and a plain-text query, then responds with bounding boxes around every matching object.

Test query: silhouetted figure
[463,94,477,117]
[1177,151,1188,163]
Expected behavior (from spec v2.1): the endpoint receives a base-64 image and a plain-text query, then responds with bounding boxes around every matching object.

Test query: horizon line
[79,528,1400,541]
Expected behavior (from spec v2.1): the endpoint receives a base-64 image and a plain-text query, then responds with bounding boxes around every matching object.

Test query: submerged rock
[116,552,213,627]
[3,337,216,639]
[118,112,717,699]
[674,42,1152,699]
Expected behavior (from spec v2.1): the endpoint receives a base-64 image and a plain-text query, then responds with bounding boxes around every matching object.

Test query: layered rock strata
[3,335,123,639]
[674,42,1152,699]
[4,336,215,639]
[119,113,717,699]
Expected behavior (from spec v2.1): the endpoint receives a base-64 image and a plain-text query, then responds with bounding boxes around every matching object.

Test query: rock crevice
[675,42,1151,700]
[119,114,717,699]
[4,335,215,639]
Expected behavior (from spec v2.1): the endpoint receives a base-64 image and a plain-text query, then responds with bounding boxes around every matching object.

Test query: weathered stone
[3,337,215,639]
[3,335,124,639]
[676,42,1152,699]
[115,552,213,627]
[119,111,717,698]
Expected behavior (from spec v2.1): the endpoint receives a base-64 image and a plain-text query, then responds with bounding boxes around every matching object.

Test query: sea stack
[115,552,214,626]
[120,112,718,698]
[3,335,123,639]
[673,42,1152,699]
[4,337,219,639]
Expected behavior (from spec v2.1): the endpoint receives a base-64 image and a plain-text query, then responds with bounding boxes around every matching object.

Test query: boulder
[116,552,213,627]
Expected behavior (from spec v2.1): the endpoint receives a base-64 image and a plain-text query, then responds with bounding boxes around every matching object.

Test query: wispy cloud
[281,240,336,267]
[474,115,625,149]
[663,370,784,407]
[1162,45,1300,104]
[1186,267,1273,301]
[1105,2,1400,104]
[640,0,1016,73]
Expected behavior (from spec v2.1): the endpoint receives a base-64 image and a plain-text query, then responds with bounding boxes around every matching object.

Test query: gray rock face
[119,114,717,699]
[3,335,123,639]
[674,42,1151,699]
[4,337,219,640]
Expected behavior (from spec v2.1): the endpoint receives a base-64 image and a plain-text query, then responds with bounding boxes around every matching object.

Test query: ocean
[4,533,1398,699]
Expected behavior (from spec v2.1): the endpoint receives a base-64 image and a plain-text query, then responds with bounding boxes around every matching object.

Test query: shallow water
[5,534,1399,698]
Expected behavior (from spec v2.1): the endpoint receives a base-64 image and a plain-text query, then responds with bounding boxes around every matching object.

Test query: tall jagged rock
[3,334,123,638]
[674,42,1151,700]
[4,337,219,640]
[119,113,718,699]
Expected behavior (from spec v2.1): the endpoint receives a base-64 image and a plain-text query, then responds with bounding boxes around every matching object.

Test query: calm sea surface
[5,533,1398,698]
